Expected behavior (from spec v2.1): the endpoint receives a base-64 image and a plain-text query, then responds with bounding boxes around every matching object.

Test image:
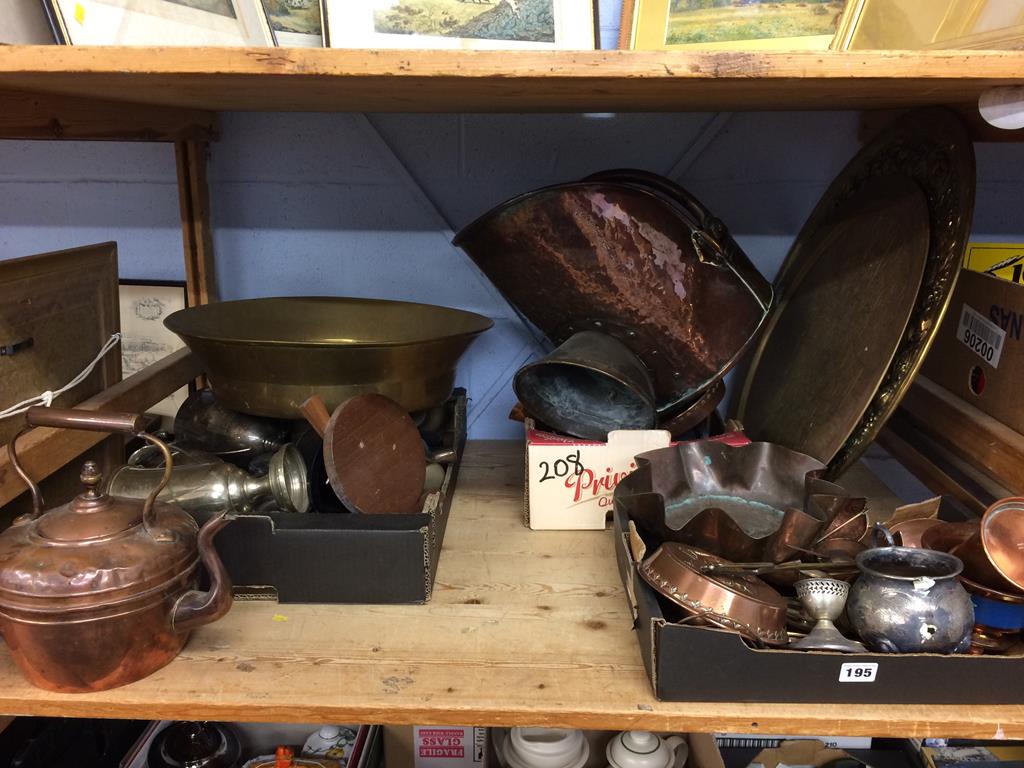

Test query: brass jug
[0,407,233,693]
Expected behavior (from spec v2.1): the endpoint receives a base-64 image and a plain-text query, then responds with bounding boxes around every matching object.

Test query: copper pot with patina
[0,407,233,692]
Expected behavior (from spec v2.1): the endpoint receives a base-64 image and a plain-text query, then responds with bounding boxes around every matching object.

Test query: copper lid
[639,543,788,647]
[0,463,199,611]
[981,497,1024,593]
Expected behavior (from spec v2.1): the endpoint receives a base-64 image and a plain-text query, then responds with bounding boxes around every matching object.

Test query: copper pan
[889,518,943,548]
[980,497,1024,593]
[615,440,864,563]
[638,543,788,647]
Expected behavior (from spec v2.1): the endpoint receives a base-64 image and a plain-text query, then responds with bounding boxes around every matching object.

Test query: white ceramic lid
[504,728,589,768]
[607,732,676,768]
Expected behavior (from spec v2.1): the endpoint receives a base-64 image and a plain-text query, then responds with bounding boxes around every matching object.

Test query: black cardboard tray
[194,391,466,605]
[612,501,1024,703]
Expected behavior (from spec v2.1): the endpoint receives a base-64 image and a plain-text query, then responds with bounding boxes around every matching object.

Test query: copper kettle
[0,407,233,693]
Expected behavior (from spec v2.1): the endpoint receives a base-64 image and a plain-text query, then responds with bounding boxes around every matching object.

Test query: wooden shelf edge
[0,48,1022,112]
[1,692,1022,739]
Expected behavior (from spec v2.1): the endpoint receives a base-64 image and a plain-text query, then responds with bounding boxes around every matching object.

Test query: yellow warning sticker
[964,242,1024,286]
[73,2,85,23]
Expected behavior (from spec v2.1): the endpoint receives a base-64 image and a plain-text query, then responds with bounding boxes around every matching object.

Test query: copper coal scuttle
[0,407,232,693]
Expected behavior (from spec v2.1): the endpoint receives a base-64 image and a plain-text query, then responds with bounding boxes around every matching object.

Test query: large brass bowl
[164,297,492,418]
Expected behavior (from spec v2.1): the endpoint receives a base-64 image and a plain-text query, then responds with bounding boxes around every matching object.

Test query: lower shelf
[0,441,1019,737]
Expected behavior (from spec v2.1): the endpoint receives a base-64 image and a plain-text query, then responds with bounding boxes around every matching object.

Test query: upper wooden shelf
[0,47,1023,113]
[1,440,1022,737]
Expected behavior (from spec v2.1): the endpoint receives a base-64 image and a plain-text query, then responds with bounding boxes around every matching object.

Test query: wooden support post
[175,140,218,307]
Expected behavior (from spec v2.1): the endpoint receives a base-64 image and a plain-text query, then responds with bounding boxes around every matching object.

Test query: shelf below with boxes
[0,441,1022,737]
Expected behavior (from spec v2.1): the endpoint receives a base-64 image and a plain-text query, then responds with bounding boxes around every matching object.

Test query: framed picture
[52,0,273,45]
[325,0,597,50]
[620,0,844,50]
[0,0,58,43]
[834,0,1024,50]
[119,280,190,419]
[262,0,323,45]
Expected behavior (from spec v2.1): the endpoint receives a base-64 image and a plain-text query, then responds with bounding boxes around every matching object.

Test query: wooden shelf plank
[0,440,1022,736]
[0,48,1023,113]
[0,89,216,141]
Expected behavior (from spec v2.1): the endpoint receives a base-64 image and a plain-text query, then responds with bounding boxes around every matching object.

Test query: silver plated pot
[847,525,974,654]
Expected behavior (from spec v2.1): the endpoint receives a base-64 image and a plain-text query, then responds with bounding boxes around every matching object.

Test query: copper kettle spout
[172,512,233,633]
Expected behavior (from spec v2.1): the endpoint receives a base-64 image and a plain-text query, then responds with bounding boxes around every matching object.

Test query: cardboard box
[612,499,1024,704]
[524,420,747,530]
[922,270,1024,435]
[122,722,371,768]
[192,392,466,604]
[963,242,1024,286]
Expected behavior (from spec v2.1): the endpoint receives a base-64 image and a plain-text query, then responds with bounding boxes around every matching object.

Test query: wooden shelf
[1,440,1022,737]
[0,47,1023,113]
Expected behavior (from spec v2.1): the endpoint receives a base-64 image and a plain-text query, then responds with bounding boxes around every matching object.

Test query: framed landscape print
[620,0,843,50]
[262,0,323,46]
[0,0,58,43]
[326,0,596,50]
[53,0,273,45]
[834,0,1024,50]
[119,280,189,419]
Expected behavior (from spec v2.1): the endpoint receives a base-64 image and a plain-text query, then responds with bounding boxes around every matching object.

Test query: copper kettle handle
[9,407,175,536]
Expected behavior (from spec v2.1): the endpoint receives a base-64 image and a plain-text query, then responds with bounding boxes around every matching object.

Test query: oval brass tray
[735,108,975,477]
[164,297,492,418]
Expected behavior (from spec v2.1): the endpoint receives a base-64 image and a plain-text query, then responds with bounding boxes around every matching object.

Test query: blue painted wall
[1,110,1021,437]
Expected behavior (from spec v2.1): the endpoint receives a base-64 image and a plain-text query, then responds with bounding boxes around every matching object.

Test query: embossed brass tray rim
[733,108,975,477]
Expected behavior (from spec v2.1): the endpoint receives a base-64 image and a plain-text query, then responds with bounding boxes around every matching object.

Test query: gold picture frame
[833,0,1024,50]
[326,0,597,51]
[619,0,844,51]
[53,0,273,45]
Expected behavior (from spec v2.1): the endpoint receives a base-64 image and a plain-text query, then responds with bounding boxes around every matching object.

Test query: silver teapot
[847,524,973,654]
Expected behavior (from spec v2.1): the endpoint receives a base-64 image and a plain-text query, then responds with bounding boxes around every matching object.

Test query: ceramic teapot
[0,407,233,692]
[606,732,687,768]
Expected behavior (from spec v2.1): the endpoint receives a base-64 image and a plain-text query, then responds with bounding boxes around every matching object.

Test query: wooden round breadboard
[323,393,426,515]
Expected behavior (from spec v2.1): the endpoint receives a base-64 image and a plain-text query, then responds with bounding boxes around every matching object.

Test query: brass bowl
[165,297,492,418]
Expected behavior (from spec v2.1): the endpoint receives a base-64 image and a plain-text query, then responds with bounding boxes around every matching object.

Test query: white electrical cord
[0,332,122,421]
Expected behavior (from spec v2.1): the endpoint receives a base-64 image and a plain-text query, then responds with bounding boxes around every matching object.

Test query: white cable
[0,332,122,421]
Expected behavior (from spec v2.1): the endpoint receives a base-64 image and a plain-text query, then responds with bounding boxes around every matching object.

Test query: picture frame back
[0,242,121,448]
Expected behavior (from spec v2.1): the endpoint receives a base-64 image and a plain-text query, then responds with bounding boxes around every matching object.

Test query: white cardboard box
[524,419,747,530]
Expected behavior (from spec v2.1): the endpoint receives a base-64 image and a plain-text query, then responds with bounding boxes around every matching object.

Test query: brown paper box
[922,270,1024,435]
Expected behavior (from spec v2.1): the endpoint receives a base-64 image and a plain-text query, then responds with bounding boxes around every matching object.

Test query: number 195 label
[838,662,878,683]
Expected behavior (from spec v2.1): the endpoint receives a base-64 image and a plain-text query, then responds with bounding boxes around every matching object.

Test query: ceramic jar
[500,728,590,768]
[606,732,687,768]
[847,525,974,653]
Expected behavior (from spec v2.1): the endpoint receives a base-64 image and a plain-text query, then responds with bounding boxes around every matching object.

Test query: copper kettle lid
[0,440,199,608]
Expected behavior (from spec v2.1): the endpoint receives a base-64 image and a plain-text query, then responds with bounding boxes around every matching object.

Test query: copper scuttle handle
[171,510,233,633]
[8,406,175,537]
